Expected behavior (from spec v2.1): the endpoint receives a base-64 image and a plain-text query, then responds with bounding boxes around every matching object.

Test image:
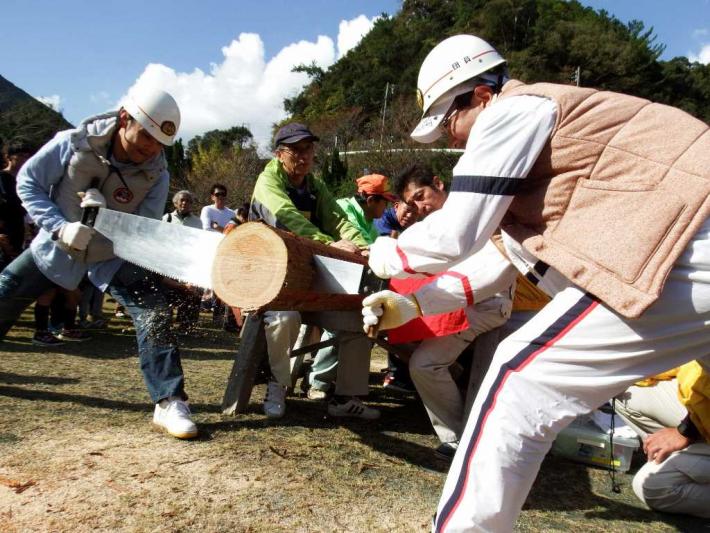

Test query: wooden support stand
[221,308,414,414]
[221,313,268,415]
[216,223,415,414]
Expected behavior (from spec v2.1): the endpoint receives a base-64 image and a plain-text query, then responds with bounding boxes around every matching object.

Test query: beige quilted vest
[498,80,710,318]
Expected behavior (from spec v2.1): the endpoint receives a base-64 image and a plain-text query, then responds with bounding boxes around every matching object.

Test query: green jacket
[336,197,379,245]
[250,158,367,247]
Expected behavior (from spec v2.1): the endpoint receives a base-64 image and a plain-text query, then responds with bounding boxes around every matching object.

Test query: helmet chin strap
[496,72,505,94]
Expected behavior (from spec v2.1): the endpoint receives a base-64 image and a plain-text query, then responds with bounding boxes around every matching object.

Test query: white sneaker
[153,397,198,439]
[327,397,380,420]
[263,381,287,418]
[307,387,329,401]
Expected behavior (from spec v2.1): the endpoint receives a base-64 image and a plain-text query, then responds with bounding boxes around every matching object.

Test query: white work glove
[368,236,403,279]
[362,290,422,333]
[77,188,106,208]
[59,221,94,251]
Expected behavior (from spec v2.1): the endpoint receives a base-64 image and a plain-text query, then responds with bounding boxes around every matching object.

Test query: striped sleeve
[415,240,517,316]
[394,95,557,276]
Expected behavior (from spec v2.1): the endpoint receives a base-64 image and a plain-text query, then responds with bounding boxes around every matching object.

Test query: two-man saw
[93,208,369,309]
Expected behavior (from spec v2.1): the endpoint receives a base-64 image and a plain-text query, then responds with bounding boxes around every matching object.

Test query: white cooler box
[551,415,640,472]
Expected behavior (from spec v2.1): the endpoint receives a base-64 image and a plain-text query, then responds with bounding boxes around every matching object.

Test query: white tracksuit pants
[434,218,710,532]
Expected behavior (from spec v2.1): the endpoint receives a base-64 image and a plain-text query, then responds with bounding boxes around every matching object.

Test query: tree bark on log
[211,222,367,312]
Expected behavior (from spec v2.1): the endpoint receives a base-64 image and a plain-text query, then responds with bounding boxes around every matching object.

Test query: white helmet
[411,35,506,143]
[123,88,181,146]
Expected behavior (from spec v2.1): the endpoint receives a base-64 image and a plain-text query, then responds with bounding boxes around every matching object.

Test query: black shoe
[435,442,459,461]
[32,330,65,347]
[56,328,92,342]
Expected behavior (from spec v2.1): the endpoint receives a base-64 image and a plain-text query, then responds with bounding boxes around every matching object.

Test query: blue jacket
[18,112,169,290]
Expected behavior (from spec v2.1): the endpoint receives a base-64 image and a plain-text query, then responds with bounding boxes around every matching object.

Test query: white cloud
[688,43,710,64]
[337,14,380,58]
[119,15,380,152]
[35,94,62,111]
[90,90,111,105]
[692,28,708,39]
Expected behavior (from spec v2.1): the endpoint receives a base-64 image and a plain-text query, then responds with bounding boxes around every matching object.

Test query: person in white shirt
[200,183,235,232]
[199,183,236,328]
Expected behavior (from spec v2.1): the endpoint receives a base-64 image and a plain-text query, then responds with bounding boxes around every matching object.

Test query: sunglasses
[213,191,226,197]
[440,91,474,131]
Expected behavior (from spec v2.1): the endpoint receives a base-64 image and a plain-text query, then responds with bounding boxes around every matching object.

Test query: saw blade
[311,254,364,294]
[94,208,223,288]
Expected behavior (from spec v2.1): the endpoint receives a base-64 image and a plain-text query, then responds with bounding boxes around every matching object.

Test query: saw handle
[81,206,99,228]
[366,324,379,339]
[363,272,387,340]
[81,178,101,228]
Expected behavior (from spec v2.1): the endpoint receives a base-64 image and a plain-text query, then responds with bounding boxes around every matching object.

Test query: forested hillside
[0,75,72,152]
[178,0,710,201]
[287,0,710,153]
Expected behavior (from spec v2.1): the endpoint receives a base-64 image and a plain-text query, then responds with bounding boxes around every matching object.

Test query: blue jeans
[107,262,185,402]
[0,249,56,336]
[0,250,185,403]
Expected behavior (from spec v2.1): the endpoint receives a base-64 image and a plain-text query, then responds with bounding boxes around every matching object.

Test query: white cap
[411,35,506,144]
[410,84,475,144]
[123,88,181,146]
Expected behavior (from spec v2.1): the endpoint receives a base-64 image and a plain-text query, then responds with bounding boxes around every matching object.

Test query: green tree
[164,138,190,192]
[0,75,73,150]
[320,147,349,192]
[187,143,264,208]
[187,125,254,158]
[284,0,709,158]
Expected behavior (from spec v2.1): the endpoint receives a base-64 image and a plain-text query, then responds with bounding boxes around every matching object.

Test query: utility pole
[572,66,581,87]
[380,82,390,148]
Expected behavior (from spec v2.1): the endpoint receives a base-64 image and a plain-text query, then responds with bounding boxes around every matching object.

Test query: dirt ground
[0,308,707,532]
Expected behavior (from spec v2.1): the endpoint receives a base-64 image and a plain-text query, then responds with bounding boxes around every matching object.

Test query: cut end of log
[212,221,367,312]
[212,222,290,309]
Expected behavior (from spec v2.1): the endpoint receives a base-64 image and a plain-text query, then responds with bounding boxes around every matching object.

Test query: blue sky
[580,0,710,60]
[1,0,708,148]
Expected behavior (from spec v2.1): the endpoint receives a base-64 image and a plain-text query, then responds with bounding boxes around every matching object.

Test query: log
[211,222,368,312]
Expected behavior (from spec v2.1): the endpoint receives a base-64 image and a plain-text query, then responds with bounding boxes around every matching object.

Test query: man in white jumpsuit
[362,35,710,531]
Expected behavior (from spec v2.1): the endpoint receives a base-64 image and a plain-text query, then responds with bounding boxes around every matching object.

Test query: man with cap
[306,174,397,400]
[336,174,398,243]
[0,86,198,440]
[362,34,710,530]
[250,123,379,420]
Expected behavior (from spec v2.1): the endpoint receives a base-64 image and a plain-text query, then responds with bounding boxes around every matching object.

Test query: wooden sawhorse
[221,310,408,415]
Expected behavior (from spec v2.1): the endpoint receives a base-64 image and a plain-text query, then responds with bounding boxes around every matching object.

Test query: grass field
[0,308,707,532]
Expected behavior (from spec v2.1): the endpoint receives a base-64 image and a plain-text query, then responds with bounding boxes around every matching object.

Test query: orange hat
[356,174,397,202]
